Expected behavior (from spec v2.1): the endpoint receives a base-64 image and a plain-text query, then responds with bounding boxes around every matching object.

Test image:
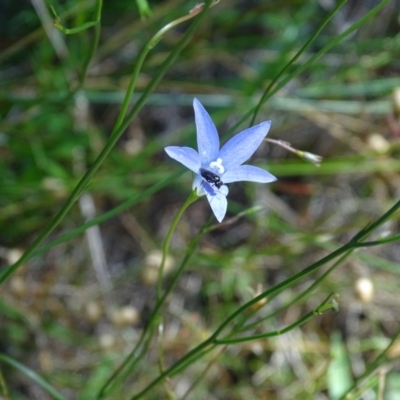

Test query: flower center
[209,158,225,174]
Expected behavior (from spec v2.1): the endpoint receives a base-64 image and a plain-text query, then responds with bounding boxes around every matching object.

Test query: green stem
[31,171,183,260]
[130,340,213,399]
[131,294,334,398]
[0,354,68,400]
[78,0,103,90]
[96,321,156,399]
[249,0,347,126]
[210,199,400,341]
[257,0,390,116]
[51,0,102,97]
[50,1,102,36]
[0,0,213,286]
[96,200,208,400]
[215,294,334,344]
[338,326,400,400]
[155,191,199,397]
[129,198,400,398]
[214,0,388,141]
[157,191,198,301]
[240,250,351,332]
[351,233,400,247]
[111,3,211,137]
[169,344,217,378]
[180,346,225,400]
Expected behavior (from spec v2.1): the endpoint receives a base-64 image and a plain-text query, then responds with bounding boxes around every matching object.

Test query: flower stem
[215,293,335,344]
[154,190,199,397]
[111,3,217,138]
[249,0,348,126]
[0,0,212,286]
[128,198,400,398]
[95,191,200,399]
[157,190,199,302]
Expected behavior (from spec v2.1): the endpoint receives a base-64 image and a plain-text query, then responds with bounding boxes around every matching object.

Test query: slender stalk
[0,354,68,400]
[96,321,157,399]
[130,340,213,399]
[255,0,390,117]
[180,346,226,400]
[132,294,333,397]
[240,251,350,333]
[50,0,103,91]
[31,171,183,259]
[215,294,334,344]
[213,0,389,141]
[249,0,347,125]
[210,199,400,341]
[94,5,216,395]
[78,0,103,90]
[352,233,400,247]
[128,198,400,398]
[96,197,207,399]
[0,0,213,285]
[338,326,400,400]
[111,2,214,136]
[155,191,199,397]
[157,191,198,301]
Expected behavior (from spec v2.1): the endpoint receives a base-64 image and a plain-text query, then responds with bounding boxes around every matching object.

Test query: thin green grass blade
[0,354,68,400]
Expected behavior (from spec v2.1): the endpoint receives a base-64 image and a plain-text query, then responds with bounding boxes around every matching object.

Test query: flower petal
[193,98,220,165]
[219,184,229,196]
[206,191,228,222]
[193,174,217,196]
[192,174,204,194]
[165,146,200,173]
[202,180,217,196]
[222,165,277,184]
[218,121,271,170]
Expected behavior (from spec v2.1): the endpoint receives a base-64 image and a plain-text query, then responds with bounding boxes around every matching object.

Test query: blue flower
[165,98,277,222]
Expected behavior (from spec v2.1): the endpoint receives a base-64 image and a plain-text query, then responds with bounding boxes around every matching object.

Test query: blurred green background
[1,0,400,399]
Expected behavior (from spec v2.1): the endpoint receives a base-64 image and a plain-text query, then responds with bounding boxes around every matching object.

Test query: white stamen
[209,158,225,174]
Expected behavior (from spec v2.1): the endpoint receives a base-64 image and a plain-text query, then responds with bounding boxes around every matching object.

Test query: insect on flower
[165,98,277,222]
[199,168,223,189]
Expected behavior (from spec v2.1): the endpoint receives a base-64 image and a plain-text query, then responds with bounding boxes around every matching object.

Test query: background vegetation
[1,0,400,399]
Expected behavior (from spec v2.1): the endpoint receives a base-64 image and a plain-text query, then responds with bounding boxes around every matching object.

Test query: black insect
[199,168,223,189]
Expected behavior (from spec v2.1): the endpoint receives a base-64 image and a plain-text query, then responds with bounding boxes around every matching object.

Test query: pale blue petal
[165,146,200,173]
[218,121,271,170]
[192,174,204,195]
[222,165,277,184]
[194,173,228,222]
[202,180,217,196]
[194,175,230,200]
[206,191,228,222]
[193,175,217,196]
[193,98,219,165]
[219,185,229,196]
